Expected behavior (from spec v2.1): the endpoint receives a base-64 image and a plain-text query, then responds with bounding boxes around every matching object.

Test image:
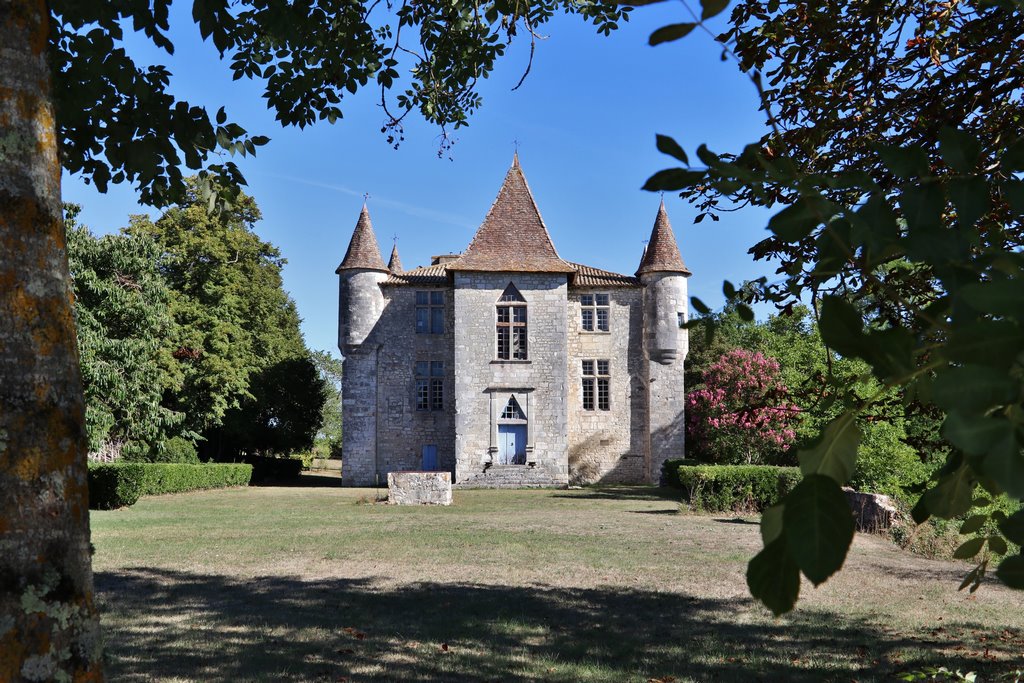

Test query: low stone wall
[388,471,452,505]
[843,487,900,531]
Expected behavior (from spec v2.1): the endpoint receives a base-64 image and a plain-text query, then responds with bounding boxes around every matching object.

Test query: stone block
[388,471,453,505]
[843,487,900,531]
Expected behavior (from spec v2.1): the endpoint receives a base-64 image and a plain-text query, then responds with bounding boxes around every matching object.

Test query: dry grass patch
[90,482,1024,681]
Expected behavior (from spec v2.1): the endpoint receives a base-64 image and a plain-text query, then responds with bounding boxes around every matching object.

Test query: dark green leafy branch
[50,0,630,208]
[631,0,1024,612]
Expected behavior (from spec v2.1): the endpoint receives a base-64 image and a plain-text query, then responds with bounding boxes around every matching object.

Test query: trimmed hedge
[660,458,701,487]
[89,462,253,509]
[676,464,801,512]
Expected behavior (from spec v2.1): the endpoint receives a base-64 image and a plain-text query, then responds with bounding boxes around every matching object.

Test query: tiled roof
[337,206,388,273]
[568,263,641,288]
[448,155,576,274]
[636,201,691,276]
[384,261,639,288]
[387,243,403,274]
[383,263,449,286]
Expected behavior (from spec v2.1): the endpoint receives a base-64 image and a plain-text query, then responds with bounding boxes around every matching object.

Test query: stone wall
[566,287,649,484]
[453,272,569,486]
[388,471,452,505]
[643,273,689,480]
[340,345,380,486]
[374,285,456,477]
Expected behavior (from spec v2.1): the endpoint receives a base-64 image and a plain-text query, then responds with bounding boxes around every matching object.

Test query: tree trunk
[0,1,105,680]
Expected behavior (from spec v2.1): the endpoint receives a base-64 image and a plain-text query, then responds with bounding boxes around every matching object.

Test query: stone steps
[455,464,565,489]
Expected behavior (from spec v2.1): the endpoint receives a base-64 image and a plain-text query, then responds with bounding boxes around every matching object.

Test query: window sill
[580,331,612,335]
[490,359,531,365]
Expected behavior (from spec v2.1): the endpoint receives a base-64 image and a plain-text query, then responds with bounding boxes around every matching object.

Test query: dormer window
[580,293,610,332]
[496,284,527,360]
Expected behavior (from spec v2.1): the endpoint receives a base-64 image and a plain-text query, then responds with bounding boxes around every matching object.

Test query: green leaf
[899,181,945,235]
[960,280,1024,319]
[798,412,861,484]
[817,296,865,360]
[953,537,986,559]
[691,296,710,315]
[943,411,1013,457]
[746,537,800,616]
[1002,138,1024,172]
[944,321,1024,369]
[947,176,990,229]
[998,510,1024,545]
[768,196,831,242]
[655,134,689,165]
[932,366,1017,414]
[761,504,784,544]
[736,303,754,322]
[922,460,976,519]
[641,168,705,192]
[938,127,981,173]
[877,144,929,178]
[649,23,697,46]
[783,475,855,585]
[979,430,1024,500]
[700,0,730,19]
[862,327,914,380]
[1002,179,1024,216]
[995,554,1024,589]
[959,514,988,534]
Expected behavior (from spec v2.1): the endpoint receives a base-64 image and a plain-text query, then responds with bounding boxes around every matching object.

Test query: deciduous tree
[1,0,627,677]
[640,0,1024,611]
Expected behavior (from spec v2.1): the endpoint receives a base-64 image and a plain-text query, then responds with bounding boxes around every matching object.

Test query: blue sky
[62,3,775,357]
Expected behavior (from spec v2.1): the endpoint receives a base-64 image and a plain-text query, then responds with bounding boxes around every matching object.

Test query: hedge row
[89,462,253,510]
[675,464,801,512]
[660,459,701,488]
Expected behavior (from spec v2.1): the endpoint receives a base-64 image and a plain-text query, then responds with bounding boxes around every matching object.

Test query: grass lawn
[90,479,1024,682]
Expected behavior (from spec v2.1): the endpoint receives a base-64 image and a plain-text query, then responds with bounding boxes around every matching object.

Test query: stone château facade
[336,157,691,487]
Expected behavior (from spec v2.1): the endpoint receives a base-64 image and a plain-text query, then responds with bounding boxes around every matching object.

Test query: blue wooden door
[498,425,527,465]
[421,444,437,471]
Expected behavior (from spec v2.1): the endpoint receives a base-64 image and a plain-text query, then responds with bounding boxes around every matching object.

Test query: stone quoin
[337,156,691,488]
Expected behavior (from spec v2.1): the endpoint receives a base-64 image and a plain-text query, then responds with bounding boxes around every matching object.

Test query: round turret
[637,201,691,365]
[337,206,389,353]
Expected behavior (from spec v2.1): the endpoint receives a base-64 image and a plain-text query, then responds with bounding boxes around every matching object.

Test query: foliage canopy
[639,0,1024,609]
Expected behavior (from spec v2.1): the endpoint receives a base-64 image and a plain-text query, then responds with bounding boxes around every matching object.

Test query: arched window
[496,284,527,360]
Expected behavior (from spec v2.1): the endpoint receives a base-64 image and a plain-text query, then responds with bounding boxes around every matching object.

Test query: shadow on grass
[551,485,681,502]
[249,473,344,488]
[94,568,1021,683]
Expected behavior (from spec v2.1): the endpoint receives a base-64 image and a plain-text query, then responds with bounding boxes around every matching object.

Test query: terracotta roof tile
[383,263,449,286]
[636,201,690,276]
[336,206,388,273]
[568,263,641,288]
[383,261,640,288]
[448,157,576,274]
[387,243,403,274]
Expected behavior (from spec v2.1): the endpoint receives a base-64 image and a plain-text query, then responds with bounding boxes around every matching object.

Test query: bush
[661,458,700,487]
[677,464,801,512]
[89,463,145,509]
[849,421,927,499]
[120,436,200,464]
[245,455,303,482]
[88,462,253,509]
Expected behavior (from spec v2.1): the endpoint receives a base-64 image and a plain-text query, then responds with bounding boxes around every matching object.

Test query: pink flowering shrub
[686,348,798,465]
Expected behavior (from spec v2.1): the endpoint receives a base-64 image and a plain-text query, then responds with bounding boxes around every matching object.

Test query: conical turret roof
[336,205,388,273]
[450,155,575,274]
[387,243,403,274]
[637,201,691,276]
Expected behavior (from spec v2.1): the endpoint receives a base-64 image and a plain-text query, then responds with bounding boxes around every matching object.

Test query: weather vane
[363,192,371,204]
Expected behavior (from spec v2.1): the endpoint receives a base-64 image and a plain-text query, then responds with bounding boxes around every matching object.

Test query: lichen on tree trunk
[0,1,105,680]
